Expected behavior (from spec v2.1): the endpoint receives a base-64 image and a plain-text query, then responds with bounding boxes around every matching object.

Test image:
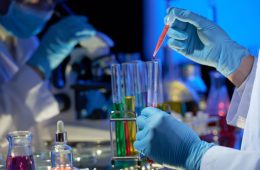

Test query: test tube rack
[109,110,142,169]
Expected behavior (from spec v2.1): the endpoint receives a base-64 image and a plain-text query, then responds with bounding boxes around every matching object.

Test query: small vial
[51,121,73,170]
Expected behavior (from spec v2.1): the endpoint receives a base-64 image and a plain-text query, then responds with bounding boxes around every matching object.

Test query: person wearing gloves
[134,8,260,170]
[0,0,95,139]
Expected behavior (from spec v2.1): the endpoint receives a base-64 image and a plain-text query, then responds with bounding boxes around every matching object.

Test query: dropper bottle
[51,121,74,170]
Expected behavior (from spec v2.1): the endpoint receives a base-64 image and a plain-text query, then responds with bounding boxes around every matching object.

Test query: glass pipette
[153,12,175,59]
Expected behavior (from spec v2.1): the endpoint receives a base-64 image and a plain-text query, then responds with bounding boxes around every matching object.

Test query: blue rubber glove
[134,107,214,169]
[166,8,250,77]
[28,15,95,79]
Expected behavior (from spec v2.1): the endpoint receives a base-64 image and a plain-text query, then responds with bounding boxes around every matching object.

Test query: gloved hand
[166,8,250,77]
[134,107,214,169]
[28,15,95,79]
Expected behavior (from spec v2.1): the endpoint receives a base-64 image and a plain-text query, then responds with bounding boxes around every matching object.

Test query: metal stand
[109,111,142,170]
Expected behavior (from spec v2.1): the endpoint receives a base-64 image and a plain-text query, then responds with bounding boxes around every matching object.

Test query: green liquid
[112,103,126,156]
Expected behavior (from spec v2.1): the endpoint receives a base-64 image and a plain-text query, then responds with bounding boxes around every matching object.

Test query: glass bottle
[6,131,35,170]
[51,121,73,170]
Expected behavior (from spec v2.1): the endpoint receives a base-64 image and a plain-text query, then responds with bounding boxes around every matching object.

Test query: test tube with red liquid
[153,12,175,59]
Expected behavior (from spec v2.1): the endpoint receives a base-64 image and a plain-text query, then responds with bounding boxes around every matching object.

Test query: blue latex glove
[0,1,52,38]
[134,107,214,169]
[166,8,250,77]
[28,15,95,79]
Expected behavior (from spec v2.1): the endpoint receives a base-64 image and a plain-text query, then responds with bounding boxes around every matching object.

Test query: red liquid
[6,155,35,170]
[124,122,131,155]
[153,24,170,59]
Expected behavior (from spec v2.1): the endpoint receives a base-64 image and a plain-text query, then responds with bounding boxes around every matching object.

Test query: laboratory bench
[0,116,176,170]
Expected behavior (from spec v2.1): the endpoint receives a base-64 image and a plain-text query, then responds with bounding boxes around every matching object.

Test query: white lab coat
[0,33,59,143]
[200,51,260,170]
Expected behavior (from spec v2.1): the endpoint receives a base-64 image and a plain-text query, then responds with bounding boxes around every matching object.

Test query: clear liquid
[6,155,35,170]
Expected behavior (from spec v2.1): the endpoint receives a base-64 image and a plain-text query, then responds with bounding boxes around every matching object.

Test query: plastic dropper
[152,12,175,59]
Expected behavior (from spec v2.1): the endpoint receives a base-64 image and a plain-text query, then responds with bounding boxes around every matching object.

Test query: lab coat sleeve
[226,57,257,128]
[200,146,260,170]
[0,65,59,129]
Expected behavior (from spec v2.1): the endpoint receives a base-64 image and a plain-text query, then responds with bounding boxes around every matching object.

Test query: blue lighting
[143,0,260,60]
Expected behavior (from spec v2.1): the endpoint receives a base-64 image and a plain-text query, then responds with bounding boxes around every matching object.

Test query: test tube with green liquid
[122,63,137,156]
[111,64,126,157]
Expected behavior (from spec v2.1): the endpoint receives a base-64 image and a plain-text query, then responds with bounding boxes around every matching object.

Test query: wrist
[228,55,254,87]
[185,141,215,170]
[27,49,52,79]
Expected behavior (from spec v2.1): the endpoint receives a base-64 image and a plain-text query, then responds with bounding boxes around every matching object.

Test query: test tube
[133,61,148,115]
[122,63,137,156]
[146,60,163,107]
[111,64,126,157]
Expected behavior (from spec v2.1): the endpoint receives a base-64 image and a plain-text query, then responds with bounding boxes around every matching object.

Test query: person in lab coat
[134,8,260,170]
[0,0,95,140]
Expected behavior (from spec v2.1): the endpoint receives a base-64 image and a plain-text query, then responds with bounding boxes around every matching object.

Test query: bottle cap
[55,120,67,142]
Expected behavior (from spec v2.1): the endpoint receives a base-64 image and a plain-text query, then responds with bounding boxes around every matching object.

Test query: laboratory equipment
[146,60,163,107]
[122,63,137,156]
[110,60,168,169]
[111,64,126,157]
[145,60,165,164]
[110,63,139,169]
[133,61,148,115]
[51,121,73,170]
[206,71,235,147]
[153,12,175,59]
[6,131,35,170]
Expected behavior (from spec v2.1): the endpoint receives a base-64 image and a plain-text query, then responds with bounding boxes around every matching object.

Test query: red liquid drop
[6,155,35,170]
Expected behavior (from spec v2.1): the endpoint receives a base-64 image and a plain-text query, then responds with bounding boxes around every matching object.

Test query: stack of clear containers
[110,60,167,169]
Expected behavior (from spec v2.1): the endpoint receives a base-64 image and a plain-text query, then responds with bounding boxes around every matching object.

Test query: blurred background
[46,0,260,96]
[1,0,259,169]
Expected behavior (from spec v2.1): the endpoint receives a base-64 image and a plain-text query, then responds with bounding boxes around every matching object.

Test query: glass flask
[206,71,236,147]
[6,131,35,170]
[206,71,230,117]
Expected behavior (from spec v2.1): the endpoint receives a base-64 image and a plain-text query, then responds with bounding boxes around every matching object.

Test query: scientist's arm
[167,7,257,128]
[0,65,59,133]
[27,15,95,79]
[134,108,260,170]
[228,55,254,87]
[200,145,260,170]
[167,8,252,87]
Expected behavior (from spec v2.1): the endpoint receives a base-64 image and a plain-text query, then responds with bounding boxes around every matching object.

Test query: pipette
[152,12,175,59]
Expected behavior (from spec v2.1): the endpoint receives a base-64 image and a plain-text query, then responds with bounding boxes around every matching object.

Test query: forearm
[0,65,59,121]
[228,55,254,87]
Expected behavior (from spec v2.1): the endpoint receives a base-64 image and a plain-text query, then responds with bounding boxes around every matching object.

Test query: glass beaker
[6,131,35,170]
